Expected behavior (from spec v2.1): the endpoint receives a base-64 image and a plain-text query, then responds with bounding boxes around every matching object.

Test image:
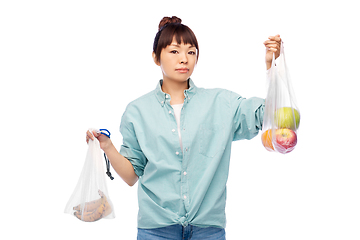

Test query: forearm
[103,143,138,186]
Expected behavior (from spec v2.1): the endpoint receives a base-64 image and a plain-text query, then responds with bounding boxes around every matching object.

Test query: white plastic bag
[64,130,115,221]
[261,42,300,154]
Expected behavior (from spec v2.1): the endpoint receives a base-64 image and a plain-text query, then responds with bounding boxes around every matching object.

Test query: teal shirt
[120,79,265,229]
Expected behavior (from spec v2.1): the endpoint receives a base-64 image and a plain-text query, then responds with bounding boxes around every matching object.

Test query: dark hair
[153,16,199,62]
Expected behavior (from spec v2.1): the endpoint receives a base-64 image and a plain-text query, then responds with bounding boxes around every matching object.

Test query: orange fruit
[261,129,274,152]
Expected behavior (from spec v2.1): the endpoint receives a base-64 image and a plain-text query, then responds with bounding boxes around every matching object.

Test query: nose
[180,53,188,64]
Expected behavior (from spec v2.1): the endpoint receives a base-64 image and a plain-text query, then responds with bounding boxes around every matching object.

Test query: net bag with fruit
[261,42,300,154]
[64,129,115,221]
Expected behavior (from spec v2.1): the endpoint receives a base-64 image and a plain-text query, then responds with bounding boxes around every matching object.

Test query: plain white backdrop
[1,0,359,239]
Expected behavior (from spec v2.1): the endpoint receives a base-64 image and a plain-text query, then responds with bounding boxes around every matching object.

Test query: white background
[1,0,359,239]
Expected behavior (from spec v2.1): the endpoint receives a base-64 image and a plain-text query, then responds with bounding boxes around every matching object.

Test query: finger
[264,39,281,44]
[93,130,102,139]
[269,48,278,52]
[265,45,280,52]
[264,43,280,50]
[263,41,281,48]
[266,47,278,53]
[86,130,95,140]
[272,34,280,39]
[265,41,280,47]
[268,34,280,40]
[92,130,98,139]
[267,36,281,43]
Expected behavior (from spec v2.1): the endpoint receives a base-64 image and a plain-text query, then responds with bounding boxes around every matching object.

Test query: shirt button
[172,129,176,132]
[169,111,172,114]
[176,152,179,155]
[161,101,164,104]
[183,195,187,199]
[166,95,169,98]
[183,172,187,175]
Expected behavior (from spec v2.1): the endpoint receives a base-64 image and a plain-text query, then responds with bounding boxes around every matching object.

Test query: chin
[165,76,191,83]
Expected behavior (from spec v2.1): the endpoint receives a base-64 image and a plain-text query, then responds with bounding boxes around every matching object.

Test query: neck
[161,78,189,105]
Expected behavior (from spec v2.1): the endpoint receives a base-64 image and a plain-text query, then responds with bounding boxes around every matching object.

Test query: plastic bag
[64,129,115,221]
[261,42,300,154]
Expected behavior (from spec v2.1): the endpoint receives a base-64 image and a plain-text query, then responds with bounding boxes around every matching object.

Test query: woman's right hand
[86,130,113,151]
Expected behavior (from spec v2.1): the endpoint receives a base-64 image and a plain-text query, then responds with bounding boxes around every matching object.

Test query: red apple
[274,129,297,154]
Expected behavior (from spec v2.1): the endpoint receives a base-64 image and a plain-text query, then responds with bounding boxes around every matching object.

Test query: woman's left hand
[264,34,281,70]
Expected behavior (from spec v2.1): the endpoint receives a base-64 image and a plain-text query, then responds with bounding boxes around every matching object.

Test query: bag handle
[98,128,114,180]
[104,153,114,180]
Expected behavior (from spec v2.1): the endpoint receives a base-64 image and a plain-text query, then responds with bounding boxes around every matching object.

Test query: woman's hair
[153,16,199,62]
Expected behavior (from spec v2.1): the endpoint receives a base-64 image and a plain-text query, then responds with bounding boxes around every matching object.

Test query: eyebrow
[170,43,196,48]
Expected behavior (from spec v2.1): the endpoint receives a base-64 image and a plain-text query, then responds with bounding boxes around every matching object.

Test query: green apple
[274,107,300,130]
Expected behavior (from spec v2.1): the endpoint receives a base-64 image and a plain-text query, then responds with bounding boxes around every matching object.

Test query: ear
[152,52,161,66]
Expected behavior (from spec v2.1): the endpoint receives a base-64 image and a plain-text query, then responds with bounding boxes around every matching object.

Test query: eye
[170,50,178,54]
[188,51,196,55]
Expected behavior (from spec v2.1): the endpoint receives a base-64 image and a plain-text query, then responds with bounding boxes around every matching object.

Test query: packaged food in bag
[64,129,115,221]
[261,42,300,154]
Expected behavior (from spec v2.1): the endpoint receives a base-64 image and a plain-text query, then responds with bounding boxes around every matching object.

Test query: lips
[176,68,189,73]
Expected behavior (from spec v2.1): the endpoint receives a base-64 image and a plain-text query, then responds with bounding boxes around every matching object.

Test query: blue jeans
[137,224,226,240]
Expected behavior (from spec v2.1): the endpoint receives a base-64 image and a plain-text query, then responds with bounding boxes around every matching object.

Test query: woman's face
[154,38,197,83]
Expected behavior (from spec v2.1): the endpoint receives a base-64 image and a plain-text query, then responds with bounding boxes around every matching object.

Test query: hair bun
[158,16,182,30]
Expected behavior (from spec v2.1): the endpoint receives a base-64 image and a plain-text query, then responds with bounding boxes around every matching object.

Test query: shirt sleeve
[119,106,147,177]
[231,92,265,141]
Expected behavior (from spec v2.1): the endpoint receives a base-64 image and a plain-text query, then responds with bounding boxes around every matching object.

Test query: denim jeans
[137,224,226,240]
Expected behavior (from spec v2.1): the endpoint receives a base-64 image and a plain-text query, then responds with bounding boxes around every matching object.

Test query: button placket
[179,104,189,210]
[180,158,189,210]
[167,104,182,157]
[181,178,190,209]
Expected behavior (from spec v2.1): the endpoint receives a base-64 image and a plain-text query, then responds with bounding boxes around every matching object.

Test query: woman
[87,16,281,240]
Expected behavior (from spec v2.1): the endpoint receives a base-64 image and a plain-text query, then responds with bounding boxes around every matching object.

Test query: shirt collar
[155,78,198,106]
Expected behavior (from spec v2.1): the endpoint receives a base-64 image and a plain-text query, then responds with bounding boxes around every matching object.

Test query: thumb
[90,130,100,139]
